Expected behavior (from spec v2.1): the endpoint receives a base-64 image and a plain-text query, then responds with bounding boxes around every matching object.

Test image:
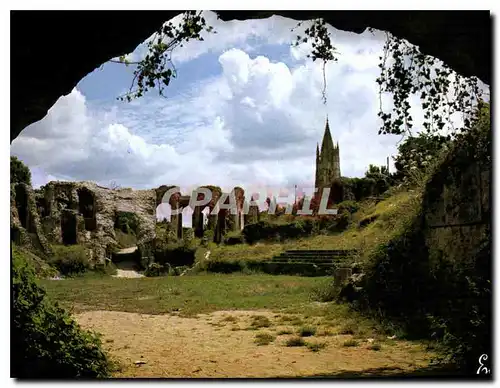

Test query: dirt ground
[75,309,435,378]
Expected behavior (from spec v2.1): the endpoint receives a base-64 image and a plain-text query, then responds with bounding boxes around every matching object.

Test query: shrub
[154,240,196,267]
[49,245,90,276]
[254,332,275,346]
[12,248,112,378]
[249,315,272,329]
[298,326,317,337]
[224,231,245,245]
[285,336,306,347]
[343,339,359,347]
[114,212,139,235]
[307,342,327,352]
[337,200,360,214]
[368,343,382,351]
[277,328,293,335]
[144,262,168,277]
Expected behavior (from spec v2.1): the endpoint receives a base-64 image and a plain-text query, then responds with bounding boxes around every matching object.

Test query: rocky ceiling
[11,11,490,143]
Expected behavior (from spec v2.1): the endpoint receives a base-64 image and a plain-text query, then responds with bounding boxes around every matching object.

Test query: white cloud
[12,15,489,196]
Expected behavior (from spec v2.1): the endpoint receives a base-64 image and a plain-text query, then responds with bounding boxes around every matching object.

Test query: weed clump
[285,336,306,347]
[249,315,272,329]
[307,342,327,352]
[254,332,275,346]
[343,339,359,347]
[298,326,317,337]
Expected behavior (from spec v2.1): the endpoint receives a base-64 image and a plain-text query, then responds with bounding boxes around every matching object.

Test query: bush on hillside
[154,240,196,267]
[224,231,245,245]
[12,248,112,378]
[349,104,492,373]
[49,245,90,276]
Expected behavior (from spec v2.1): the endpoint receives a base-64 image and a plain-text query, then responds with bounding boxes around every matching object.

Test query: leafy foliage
[114,212,139,235]
[292,18,338,104]
[115,11,215,102]
[392,133,451,183]
[49,245,90,276]
[375,31,485,136]
[12,248,112,378]
[11,156,32,186]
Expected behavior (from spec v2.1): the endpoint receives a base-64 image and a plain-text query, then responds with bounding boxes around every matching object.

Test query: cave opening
[78,188,96,231]
[61,211,77,245]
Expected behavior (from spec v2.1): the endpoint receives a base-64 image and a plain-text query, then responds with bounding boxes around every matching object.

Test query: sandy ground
[75,310,435,378]
[111,254,145,278]
[112,269,144,278]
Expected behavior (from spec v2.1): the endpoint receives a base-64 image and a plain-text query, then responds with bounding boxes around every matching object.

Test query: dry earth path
[75,309,435,378]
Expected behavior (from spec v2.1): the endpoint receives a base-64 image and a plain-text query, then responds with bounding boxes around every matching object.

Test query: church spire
[320,116,334,154]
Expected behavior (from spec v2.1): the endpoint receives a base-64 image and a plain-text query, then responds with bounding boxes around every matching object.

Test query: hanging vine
[375,30,485,137]
[292,18,338,105]
[112,11,216,102]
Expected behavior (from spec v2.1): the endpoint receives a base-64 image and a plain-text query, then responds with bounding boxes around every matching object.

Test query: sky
[10,11,483,201]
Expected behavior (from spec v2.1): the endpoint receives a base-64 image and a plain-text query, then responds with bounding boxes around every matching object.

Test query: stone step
[284,250,357,256]
[268,261,336,266]
[271,257,341,264]
[255,262,335,277]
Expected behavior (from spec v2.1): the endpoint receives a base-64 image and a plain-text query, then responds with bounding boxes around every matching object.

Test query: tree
[11,156,31,186]
[392,133,451,182]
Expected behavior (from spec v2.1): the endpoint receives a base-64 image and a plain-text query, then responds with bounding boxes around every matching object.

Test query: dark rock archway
[61,210,78,245]
[78,187,97,231]
[11,11,490,142]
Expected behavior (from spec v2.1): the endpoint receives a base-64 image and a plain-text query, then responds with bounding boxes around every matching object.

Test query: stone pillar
[232,213,239,231]
[214,210,226,244]
[192,206,204,238]
[177,210,183,240]
[207,212,217,231]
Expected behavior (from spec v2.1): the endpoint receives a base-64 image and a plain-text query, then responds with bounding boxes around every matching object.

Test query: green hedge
[12,247,112,378]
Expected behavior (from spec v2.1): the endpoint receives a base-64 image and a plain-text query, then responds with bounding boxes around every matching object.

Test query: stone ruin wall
[11,181,263,265]
[11,181,156,265]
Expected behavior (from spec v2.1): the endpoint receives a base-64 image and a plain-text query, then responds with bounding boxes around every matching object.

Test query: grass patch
[343,339,359,347]
[221,315,238,323]
[285,336,306,347]
[277,328,293,335]
[316,329,334,337]
[369,343,382,351]
[40,274,331,317]
[249,315,272,329]
[298,326,317,337]
[307,342,327,352]
[339,320,359,335]
[254,332,275,346]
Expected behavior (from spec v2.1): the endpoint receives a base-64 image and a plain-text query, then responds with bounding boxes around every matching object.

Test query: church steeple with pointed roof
[315,116,341,190]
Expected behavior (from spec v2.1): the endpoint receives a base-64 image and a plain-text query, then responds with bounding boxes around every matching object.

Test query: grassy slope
[206,189,421,264]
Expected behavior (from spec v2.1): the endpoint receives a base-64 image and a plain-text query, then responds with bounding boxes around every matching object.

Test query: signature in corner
[477,354,491,375]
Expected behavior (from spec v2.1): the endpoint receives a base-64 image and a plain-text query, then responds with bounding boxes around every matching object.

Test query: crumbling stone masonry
[16,181,157,265]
